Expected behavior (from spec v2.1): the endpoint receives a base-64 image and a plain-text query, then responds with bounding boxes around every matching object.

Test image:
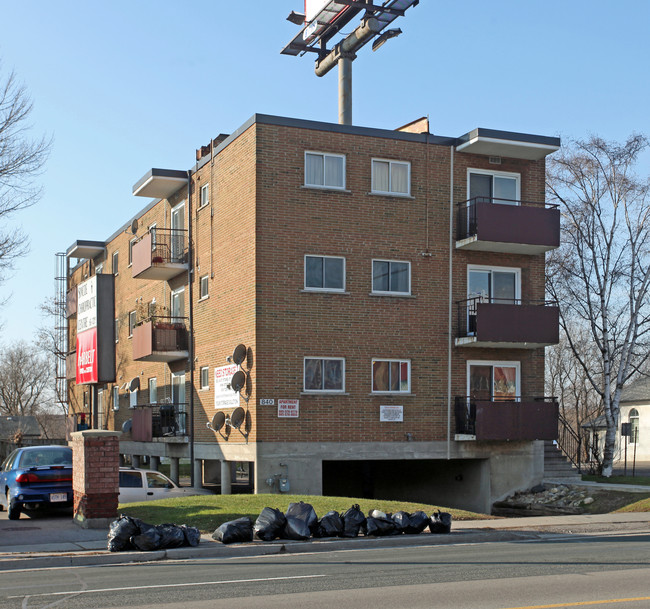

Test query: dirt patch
[581,489,650,514]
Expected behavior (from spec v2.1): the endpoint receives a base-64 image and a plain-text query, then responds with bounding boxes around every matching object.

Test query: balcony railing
[132,403,188,442]
[131,228,188,280]
[132,317,189,362]
[456,197,560,255]
[456,297,559,348]
[454,396,559,441]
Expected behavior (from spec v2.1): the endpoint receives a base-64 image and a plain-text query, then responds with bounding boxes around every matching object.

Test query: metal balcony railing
[137,228,188,265]
[136,402,188,437]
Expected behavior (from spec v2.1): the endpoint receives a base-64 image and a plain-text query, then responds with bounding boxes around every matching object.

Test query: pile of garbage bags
[212,501,452,545]
[108,514,201,552]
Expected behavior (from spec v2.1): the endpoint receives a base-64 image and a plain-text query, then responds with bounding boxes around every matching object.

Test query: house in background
[61,113,561,513]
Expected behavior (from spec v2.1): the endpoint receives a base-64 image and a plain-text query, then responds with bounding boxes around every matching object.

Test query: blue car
[0,445,73,520]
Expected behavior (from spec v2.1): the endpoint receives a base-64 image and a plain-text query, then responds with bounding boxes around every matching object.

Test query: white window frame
[129,388,138,409]
[113,386,119,411]
[467,168,521,204]
[171,287,185,322]
[466,360,521,401]
[199,275,209,300]
[115,318,119,343]
[200,366,209,390]
[128,310,137,337]
[112,251,119,275]
[303,357,345,394]
[371,358,411,394]
[96,263,103,275]
[149,223,157,251]
[467,265,521,302]
[304,151,346,190]
[371,158,411,196]
[128,238,137,266]
[148,377,157,404]
[199,183,210,208]
[304,254,346,292]
[371,259,411,296]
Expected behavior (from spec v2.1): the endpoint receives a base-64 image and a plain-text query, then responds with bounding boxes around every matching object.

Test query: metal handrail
[557,411,582,472]
[134,227,188,264]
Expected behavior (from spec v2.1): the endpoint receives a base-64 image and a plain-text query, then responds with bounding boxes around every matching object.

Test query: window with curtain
[372,359,410,393]
[468,362,519,401]
[372,159,410,195]
[304,357,345,392]
[305,152,345,189]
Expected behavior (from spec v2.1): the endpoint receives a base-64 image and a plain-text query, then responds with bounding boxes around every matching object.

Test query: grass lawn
[119,494,490,533]
[581,474,650,486]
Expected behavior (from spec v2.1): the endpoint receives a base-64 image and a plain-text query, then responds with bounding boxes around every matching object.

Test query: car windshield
[18,448,72,468]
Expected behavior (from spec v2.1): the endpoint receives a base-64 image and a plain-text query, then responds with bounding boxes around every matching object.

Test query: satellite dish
[230,370,246,393]
[122,419,132,434]
[232,344,247,366]
[130,218,139,234]
[211,411,226,432]
[230,407,245,429]
[129,377,140,392]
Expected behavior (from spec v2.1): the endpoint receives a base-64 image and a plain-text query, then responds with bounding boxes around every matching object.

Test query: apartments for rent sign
[76,275,116,384]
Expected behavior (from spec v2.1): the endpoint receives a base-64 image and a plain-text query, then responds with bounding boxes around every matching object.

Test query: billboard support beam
[339,54,353,125]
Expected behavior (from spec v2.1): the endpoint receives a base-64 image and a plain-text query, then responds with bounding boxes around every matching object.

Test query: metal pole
[187,171,196,488]
[338,56,352,125]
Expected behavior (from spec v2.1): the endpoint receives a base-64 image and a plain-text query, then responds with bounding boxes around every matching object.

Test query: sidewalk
[1,511,648,572]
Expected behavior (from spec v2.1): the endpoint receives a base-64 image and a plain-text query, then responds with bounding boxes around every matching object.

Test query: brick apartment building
[63,113,561,513]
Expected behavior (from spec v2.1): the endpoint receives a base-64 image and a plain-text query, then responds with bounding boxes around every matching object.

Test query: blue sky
[1,0,648,344]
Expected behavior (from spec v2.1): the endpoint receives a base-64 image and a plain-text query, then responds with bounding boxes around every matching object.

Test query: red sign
[76,328,98,384]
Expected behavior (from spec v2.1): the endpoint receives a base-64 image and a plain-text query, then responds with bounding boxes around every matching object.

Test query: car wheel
[7,492,20,520]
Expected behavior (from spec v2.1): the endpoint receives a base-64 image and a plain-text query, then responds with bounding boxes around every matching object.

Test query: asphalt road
[1,532,649,609]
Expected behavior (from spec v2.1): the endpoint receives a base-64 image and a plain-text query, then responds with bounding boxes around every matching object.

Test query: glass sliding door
[468,362,519,401]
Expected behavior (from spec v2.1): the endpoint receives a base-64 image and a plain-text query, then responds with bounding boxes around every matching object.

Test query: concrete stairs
[543,440,583,484]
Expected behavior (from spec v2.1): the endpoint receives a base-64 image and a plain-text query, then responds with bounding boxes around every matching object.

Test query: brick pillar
[71,430,121,528]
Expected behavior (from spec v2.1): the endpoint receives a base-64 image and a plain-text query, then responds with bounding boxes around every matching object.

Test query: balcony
[131,229,188,281]
[456,298,559,349]
[132,318,189,363]
[454,396,558,441]
[132,403,188,442]
[456,197,560,255]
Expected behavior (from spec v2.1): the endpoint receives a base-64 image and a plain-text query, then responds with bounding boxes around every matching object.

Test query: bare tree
[546,134,650,476]
[0,341,51,417]
[0,65,51,292]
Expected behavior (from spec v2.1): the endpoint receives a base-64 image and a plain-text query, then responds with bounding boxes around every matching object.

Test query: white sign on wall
[214,364,240,410]
[278,399,299,418]
[380,405,403,422]
[77,276,97,333]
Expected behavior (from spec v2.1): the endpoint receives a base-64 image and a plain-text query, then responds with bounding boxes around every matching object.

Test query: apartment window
[305,152,345,189]
[304,357,345,393]
[199,275,209,299]
[305,255,345,292]
[149,223,157,251]
[130,389,138,409]
[372,259,410,295]
[468,169,520,204]
[148,378,157,404]
[467,360,520,401]
[113,386,119,411]
[112,251,119,275]
[200,367,209,390]
[114,318,119,343]
[629,409,640,444]
[372,159,410,195]
[128,238,137,266]
[96,263,103,275]
[128,311,136,337]
[200,183,210,208]
[372,359,410,393]
[467,265,521,334]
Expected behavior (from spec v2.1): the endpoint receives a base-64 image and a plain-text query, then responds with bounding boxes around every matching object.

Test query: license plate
[50,493,67,502]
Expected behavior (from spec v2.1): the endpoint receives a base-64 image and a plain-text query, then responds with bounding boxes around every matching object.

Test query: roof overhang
[66,240,106,260]
[457,128,560,161]
[132,168,188,198]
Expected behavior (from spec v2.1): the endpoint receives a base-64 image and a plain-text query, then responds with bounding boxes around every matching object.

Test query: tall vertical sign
[76,274,115,384]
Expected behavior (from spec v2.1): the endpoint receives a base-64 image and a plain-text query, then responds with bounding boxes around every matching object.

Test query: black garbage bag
[341,504,366,538]
[406,510,430,534]
[254,507,287,541]
[107,515,143,552]
[364,515,396,537]
[285,501,318,535]
[156,523,187,549]
[180,524,201,547]
[391,511,411,534]
[131,527,162,551]
[429,511,452,534]
[314,510,344,538]
[281,516,311,541]
[212,517,254,544]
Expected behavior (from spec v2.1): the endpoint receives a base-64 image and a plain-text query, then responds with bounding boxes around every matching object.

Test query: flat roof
[66,240,106,260]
